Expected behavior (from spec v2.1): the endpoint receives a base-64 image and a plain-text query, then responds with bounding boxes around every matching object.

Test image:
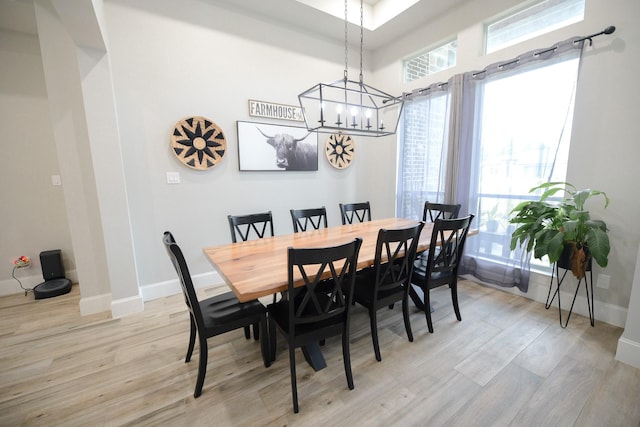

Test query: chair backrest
[371,222,425,297]
[286,237,362,332]
[422,202,461,222]
[424,215,474,279]
[290,207,328,232]
[339,201,371,225]
[228,211,274,243]
[162,231,205,330]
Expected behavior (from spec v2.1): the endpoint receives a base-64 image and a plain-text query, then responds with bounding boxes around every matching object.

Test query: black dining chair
[228,210,276,326]
[410,214,474,333]
[352,222,424,362]
[339,201,372,225]
[228,211,274,243]
[290,207,328,232]
[162,231,270,398]
[423,201,461,222]
[268,237,362,413]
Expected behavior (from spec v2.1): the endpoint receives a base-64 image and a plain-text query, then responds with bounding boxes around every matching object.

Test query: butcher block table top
[204,218,436,302]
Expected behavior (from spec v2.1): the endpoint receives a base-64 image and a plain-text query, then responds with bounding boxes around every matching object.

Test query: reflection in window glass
[404,40,457,83]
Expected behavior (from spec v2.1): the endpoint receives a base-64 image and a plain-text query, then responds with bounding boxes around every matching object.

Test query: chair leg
[186,315,196,363]
[253,322,260,341]
[259,316,271,368]
[369,307,382,362]
[451,282,461,321]
[402,295,413,342]
[268,316,277,362]
[289,345,299,413]
[244,325,251,340]
[342,329,355,390]
[424,287,434,333]
[194,337,208,398]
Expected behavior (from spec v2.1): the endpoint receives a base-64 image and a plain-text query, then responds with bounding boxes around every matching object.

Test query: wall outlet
[166,172,180,184]
[596,274,610,289]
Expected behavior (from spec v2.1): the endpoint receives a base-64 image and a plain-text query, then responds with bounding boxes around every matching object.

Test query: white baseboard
[615,336,640,369]
[79,292,112,316]
[111,294,144,318]
[464,273,628,328]
[139,271,223,301]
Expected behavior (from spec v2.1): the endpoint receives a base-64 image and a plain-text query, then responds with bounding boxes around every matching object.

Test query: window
[468,57,580,271]
[404,40,457,83]
[486,0,585,54]
[397,47,582,288]
[397,91,450,220]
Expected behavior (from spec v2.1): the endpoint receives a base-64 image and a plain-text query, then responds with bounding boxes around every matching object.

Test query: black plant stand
[545,262,594,328]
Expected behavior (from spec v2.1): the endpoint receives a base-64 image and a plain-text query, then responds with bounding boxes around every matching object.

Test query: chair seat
[200,292,266,328]
[412,261,455,289]
[353,272,405,306]
[269,298,344,340]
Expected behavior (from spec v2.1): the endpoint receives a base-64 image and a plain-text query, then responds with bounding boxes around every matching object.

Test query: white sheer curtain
[454,37,584,292]
[396,83,451,220]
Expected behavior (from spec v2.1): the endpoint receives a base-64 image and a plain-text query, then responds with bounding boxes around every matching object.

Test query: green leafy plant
[509,181,610,279]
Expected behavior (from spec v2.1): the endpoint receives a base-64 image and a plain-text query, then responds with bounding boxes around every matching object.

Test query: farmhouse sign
[248,99,304,122]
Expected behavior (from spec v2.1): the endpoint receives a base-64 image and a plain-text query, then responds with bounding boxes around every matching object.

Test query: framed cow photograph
[237,121,318,171]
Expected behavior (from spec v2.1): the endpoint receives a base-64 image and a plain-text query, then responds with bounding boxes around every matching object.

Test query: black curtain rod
[575,25,616,46]
[468,26,615,79]
[402,25,616,98]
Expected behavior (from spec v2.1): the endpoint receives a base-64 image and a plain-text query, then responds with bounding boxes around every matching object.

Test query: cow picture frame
[237,121,318,171]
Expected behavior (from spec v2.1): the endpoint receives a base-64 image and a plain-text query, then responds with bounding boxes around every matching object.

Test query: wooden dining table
[204,218,441,300]
[203,217,461,370]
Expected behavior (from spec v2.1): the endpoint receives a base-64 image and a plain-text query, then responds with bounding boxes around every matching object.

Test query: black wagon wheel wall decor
[325,132,355,169]
[170,116,226,170]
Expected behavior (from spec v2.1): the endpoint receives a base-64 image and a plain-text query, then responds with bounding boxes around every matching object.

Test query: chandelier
[298,0,404,137]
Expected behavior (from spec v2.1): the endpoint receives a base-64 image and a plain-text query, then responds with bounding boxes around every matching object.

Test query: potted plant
[509,181,610,279]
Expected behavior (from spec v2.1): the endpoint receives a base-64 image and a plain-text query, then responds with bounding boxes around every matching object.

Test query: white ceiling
[0,0,471,50]
[214,0,471,50]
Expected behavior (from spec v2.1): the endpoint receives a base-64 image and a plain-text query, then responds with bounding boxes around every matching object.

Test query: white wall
[104,0,394,293]
[0,28,75,296]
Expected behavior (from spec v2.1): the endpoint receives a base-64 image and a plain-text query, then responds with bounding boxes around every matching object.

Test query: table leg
[409,285,434,313]
[301,342,327,371]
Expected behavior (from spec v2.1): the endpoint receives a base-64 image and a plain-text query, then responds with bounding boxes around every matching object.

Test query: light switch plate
[51,175,62,186]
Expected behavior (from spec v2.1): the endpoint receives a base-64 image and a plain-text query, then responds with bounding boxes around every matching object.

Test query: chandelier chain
[344,0,348,81]
[360,0,364,84]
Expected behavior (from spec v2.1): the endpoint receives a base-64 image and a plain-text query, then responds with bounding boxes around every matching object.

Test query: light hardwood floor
[1,280,639,426]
